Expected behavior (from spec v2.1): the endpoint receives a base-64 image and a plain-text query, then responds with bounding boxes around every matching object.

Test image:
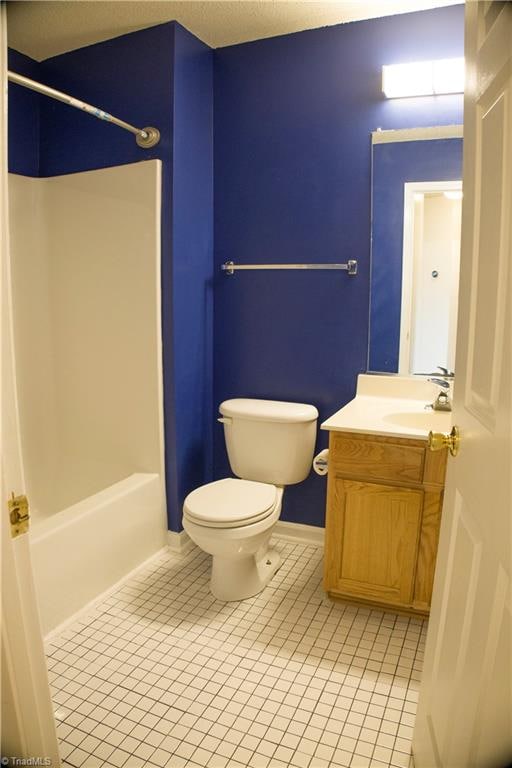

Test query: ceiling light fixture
[382,57,464,99]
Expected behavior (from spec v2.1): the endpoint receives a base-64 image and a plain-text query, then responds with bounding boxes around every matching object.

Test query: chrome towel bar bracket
[222,259,358,276]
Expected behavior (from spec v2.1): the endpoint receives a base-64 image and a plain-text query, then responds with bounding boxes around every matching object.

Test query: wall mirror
[368,126,463,375]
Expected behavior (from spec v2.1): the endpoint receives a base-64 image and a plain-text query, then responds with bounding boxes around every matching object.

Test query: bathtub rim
[31,472,162,542]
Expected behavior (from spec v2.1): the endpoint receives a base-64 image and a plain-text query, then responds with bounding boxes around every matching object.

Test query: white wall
[10,160,163,519]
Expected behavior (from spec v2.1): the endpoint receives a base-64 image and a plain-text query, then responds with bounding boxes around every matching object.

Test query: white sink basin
[382,410,451,431]
[321,374,454,439]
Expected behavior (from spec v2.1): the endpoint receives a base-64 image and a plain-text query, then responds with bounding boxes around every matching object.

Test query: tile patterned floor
[46,540,425,768]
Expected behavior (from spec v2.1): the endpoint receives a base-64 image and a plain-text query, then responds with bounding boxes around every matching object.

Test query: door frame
[0,4,60,761]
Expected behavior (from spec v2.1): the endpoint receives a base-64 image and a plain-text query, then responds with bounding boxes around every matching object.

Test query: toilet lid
[183,478,277,526]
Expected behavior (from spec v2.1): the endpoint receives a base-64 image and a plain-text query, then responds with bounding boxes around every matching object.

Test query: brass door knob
[428,426,460,457]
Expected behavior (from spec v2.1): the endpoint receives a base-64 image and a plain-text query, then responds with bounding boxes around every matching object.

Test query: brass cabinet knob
[428,426,460,457]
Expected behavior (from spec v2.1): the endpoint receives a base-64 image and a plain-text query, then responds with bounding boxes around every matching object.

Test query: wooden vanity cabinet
[323,431,447,616]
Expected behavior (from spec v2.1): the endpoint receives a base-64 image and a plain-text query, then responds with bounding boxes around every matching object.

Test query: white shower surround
[9,160,167,634]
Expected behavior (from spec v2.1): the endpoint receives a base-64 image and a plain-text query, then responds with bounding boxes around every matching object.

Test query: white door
[413,2,512,766]
[0,5,60,762]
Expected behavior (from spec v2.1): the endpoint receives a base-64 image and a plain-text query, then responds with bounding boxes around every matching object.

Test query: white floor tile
[47,542,424,768]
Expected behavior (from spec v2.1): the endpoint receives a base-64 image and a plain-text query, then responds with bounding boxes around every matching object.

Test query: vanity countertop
[321,374,452,440]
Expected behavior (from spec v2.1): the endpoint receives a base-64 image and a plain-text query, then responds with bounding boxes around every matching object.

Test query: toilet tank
[219,399,319,485]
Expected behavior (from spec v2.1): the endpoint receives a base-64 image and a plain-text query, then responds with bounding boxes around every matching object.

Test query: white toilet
[182,398,318,601]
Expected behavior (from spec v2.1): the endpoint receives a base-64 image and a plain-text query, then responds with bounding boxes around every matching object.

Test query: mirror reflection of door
[368,127,463,375]
[400,181,462,375]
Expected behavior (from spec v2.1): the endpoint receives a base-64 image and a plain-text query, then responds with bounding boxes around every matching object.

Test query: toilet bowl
[183,478,284,601]
[182,398,318,602]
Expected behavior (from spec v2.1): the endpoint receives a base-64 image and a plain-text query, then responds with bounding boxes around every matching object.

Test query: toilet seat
[183,478,278,529]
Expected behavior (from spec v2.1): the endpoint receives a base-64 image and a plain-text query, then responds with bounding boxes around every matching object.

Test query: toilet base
[210,547,281,601]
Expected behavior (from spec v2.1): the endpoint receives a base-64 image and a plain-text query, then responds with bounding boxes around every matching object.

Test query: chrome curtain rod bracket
[222,260,358,276]
[8,70,160,149]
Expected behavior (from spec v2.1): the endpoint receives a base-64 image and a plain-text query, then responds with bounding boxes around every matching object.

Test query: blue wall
[213,5,464,526]
[8,5,465,532]
[8,49,40,176]
[8,23,214,531]
[369,138,463,373]
[37,26,174,176]
[170,25,214,529]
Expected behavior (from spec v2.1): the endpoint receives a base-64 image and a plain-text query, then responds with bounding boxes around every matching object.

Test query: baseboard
[167,529,195,554]
[273,520,324,548]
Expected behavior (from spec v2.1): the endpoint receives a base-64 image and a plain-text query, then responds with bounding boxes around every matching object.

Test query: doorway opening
[399,180,462,375]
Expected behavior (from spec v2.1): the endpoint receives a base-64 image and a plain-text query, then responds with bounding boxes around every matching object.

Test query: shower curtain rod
[8,70,160,148]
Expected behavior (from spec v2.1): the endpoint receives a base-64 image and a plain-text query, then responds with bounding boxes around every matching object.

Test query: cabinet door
[324,477,423,606]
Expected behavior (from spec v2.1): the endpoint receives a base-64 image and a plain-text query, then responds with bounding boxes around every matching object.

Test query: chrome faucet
[427,377,452,412]
[436,366,455,378]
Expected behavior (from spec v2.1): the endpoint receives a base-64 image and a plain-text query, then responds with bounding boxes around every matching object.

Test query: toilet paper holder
[313,449,329,476]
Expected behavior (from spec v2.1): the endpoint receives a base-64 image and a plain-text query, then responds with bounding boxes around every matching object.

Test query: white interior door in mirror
[400,180,462,375]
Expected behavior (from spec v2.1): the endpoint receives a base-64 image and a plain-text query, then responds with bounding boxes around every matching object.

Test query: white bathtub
[30,473,167,635]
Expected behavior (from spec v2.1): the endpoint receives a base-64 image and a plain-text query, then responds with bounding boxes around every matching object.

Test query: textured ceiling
[7,0,463,61]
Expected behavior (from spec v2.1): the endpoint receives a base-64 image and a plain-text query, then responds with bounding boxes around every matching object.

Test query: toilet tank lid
[219,398,318,424]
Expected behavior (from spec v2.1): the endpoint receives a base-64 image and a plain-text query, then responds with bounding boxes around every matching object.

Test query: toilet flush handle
[217,417,233,425]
